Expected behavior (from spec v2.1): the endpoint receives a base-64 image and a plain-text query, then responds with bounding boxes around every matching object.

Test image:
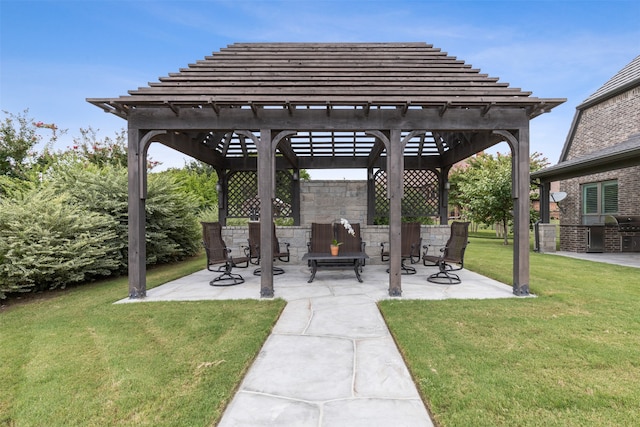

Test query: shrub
[0,161,202,298]
[49,163,201,267]
[162,161,219,211]
[48,163,129,272]
[144,172,201,264]
[0,186,122,298]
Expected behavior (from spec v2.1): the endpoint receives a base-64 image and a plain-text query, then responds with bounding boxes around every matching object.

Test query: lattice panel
[275,170,293,217]
[374,169,440,222]
[227,170,293,218]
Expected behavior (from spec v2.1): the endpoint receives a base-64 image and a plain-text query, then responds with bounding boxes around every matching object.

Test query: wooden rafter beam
[367,138,386,168]
[276,137,299,169]
[155,132,226,168]
[440,132,497,166]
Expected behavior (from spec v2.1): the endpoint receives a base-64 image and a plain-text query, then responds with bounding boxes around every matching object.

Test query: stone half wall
[221,224,452,265]
[300,180,368,226]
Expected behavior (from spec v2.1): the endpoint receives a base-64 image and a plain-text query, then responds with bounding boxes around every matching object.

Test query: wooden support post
[216,169,228,225]
[388,129,403,297]
[512,128,531,296]
[257,129,275,298]
[127,128,147,299]
[292,169,301,226]
[540,181,551,223]
[366,167,376,225]
[440,166,451,225]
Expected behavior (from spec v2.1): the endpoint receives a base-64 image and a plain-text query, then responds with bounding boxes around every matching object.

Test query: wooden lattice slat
[227,170,293,219]
[374,169,439,223]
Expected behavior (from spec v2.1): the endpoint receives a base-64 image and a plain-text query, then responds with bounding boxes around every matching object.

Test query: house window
[582,180,618,224]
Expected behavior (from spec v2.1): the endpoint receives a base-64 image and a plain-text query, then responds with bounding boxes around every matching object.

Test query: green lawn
[0,255,286,427]
[380,237,640,426]
[3,241,640,426]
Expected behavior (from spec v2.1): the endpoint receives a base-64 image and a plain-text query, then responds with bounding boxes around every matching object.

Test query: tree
[449,152,548,244]
[0,110,61,179]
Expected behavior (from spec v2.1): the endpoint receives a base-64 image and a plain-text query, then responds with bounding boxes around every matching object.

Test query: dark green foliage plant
[0,111,36,178]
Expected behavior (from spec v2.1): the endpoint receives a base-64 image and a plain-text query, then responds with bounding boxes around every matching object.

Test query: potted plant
[330,238,342,256]
[330,219,356,255]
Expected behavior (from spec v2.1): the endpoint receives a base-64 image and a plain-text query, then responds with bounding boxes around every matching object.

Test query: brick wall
[560,225,625,252]
[567,86,640,159]
[558,85,640,252]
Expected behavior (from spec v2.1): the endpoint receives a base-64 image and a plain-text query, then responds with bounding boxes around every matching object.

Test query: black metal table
[301,252,369,283]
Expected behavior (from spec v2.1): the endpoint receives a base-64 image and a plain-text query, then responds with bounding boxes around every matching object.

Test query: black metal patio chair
[381,222,422,274]
[201,222,249,286]
[423,221,470,284]
[247,221,290,275]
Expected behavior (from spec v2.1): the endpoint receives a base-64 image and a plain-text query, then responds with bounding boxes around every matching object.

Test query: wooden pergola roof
[89,42,564,171]
[91,42,560,114]
[88,42,565,299]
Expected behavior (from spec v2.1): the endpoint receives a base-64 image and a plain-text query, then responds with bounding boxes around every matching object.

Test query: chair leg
[426,261,461,285]
[386,258,416,275]
[210,261,245,286]
[253,266,285,276]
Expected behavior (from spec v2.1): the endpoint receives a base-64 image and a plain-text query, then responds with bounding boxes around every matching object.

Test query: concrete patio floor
[119,263,517,303]
[118,263,517,426]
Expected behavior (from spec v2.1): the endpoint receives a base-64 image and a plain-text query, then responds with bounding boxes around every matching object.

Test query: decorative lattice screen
[374,169,439,223]
[227,170,293,219]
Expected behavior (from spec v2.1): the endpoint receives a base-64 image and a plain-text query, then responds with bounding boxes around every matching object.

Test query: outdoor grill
[606,215,640,232]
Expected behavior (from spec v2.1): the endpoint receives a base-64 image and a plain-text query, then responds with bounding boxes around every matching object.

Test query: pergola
[88,42,564,298]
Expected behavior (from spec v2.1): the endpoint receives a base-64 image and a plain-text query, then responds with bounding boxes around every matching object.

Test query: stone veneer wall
[220,179,452,263]
[559,85,640,252]
[222,224,451,265]
[300,180,368,226]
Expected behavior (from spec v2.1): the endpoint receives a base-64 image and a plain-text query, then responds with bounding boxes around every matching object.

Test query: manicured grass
[0,254,286,426]
[380,237,640,426]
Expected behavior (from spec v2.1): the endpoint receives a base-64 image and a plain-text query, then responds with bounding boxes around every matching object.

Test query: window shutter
[583,185,598,214]
[602,181,618,214]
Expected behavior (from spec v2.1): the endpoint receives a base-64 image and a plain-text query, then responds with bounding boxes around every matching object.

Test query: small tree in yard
[449,152,548,245]
[0,110,62,180]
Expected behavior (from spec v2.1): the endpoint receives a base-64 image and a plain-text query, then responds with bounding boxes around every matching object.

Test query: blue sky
[1,0,639,177]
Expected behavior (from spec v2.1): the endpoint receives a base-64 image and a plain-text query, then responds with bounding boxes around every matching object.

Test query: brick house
[532,55,640,253]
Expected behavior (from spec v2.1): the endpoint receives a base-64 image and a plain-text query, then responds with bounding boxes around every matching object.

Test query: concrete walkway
[552,251,640,269]
[119,263,517,426]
